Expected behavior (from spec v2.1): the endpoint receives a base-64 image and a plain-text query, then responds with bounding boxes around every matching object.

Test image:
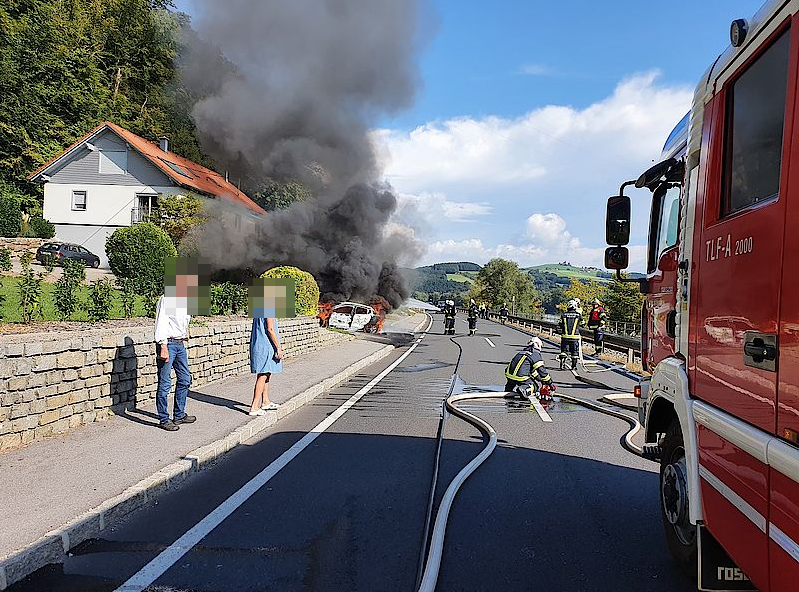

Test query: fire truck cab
[605,1,799,590]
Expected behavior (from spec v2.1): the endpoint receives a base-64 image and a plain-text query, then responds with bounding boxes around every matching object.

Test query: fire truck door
[693,27,794,589]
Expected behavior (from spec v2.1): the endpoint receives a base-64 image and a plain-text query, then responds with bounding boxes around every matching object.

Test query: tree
[468,258,540,315]
[560,279,607,315]
[603,277,645,324]
[151,192,207,248]
[253,180,312,211]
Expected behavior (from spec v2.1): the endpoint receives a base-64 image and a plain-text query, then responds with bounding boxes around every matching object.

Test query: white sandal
[248,409,266,416]
[261,402,280,411]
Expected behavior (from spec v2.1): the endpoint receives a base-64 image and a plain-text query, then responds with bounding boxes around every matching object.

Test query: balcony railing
[131,207,158,224]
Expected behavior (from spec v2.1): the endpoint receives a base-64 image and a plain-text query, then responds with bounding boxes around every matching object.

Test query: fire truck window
[722,30,790,217]
[647,184,680,273]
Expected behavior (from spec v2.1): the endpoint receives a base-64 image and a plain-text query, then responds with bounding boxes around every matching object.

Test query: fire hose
[415,338,643,592]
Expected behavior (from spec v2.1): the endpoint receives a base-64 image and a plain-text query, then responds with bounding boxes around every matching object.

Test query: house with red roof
[28,122,265,267]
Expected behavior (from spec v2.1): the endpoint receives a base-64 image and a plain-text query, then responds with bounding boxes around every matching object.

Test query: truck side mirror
[605,246,629,270]
[606,195,631,245]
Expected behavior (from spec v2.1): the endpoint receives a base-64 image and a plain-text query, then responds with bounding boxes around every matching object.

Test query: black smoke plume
[176,0,430,306]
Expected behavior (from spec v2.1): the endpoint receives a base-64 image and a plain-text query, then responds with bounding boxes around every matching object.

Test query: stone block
[41,340,72,355]
[0,359,14,379]
[30,399,47,414]
[34,424,53,439]
[7,376,28,391]
[45,371,63,386]
[50,418,69,434]
[4,343,24,357]
[57,351,85,369]
[28,373,46,388]
[24,342,43,356]
[39,410,61,425]
[62,369,79,381]
[46,393,70,410]
[11,416,37,432]
[68,390,88,404]
[69,414,83,429]
[10,402,30,419]
[0,432,21,450]
[21,429,35,445]
[36,384,57,398]
[33,355,57,373]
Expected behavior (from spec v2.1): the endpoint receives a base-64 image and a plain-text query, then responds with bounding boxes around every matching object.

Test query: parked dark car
[36,242,101,268]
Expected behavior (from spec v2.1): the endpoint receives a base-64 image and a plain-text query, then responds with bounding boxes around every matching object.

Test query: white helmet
[527,336,543,351]
[470,299,476,305]
[593,298,601,305]
[567,299,578,311]
[446,300,454,306]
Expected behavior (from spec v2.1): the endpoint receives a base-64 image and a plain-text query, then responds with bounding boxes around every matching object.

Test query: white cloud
[377,71,691,273]
[395,191,492,224]
[518,63,553,76]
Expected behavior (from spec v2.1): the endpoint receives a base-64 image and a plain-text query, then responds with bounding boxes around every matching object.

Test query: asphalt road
[10,315,695,592]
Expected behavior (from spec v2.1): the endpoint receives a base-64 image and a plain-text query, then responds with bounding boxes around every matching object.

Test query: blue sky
[176,0,765,270]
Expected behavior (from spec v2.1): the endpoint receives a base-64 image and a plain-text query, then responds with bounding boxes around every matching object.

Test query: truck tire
[660,417,698,579]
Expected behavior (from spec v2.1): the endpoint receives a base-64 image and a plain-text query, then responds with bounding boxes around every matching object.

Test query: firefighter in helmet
[467,299,479,336]
[505,336,556,400]
[587,298,607,355]
[443,300,457,335]
[499,303,509,325]
[559,299,583,369]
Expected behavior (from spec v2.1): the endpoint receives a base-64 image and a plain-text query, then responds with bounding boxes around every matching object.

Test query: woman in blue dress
[248,317,284,415]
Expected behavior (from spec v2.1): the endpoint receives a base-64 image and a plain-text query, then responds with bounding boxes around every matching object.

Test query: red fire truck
[604,1,799,590]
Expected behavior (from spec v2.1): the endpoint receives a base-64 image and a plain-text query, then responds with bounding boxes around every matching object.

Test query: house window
[99,150,127,175]
[721,30,790,217]
[72,190,87,211]
[159,157,192,179]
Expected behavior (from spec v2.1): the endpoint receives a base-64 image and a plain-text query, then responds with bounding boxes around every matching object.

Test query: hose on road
[415,320,644,592]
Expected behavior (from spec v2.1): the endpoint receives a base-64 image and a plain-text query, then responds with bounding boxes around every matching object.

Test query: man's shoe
[159,421,180,431]
[174,415,197,425]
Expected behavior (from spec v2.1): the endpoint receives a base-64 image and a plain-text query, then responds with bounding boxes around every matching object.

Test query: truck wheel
[660,418,698,579]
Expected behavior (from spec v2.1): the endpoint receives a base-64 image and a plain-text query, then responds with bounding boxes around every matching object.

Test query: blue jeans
[156,341,191,424]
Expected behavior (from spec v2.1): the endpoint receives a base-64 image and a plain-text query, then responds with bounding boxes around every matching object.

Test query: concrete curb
[0,315,428,590]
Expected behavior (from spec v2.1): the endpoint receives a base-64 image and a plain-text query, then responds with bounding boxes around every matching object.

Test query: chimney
[158,136,169,152]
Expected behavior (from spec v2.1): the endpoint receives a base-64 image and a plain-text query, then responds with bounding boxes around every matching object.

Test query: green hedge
[261,266,319,316]
[27,215,55,238]
[0,197,22,238]
[106,223,177,296]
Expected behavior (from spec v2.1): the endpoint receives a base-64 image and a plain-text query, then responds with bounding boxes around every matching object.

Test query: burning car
[318,299,387,333]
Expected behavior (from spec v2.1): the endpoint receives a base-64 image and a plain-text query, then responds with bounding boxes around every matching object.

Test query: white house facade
[29,122,265,268]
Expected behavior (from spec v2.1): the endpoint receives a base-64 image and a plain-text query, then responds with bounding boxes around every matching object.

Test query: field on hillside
[446,272,477,284]
[527,264,612,283]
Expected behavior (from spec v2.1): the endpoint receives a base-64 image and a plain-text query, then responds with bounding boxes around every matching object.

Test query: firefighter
[467,299,479,336]
[558,299,583,369]
[479,303,487,319]
[499,303,509,325]
[504,337,556,400]
[587,298,607,355]
[443,300,457,335]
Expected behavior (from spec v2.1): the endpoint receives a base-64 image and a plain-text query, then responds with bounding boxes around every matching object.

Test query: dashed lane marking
[484,337,495,348]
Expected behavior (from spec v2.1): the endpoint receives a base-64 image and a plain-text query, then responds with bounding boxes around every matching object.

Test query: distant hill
[525,263,645,283]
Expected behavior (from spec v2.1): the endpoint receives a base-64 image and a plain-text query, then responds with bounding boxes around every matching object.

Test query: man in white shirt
[154,268,199,431]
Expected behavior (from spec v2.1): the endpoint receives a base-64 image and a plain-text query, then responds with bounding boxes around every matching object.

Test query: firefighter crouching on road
[587,298,607,355]
[505,337,556,400]
[443,300,457,335]
[558,299,583,369]
[467,299,479,336]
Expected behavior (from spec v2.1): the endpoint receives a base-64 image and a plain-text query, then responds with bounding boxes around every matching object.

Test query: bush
[0,197,22,238]
[210,282,248,316]
[27,216,55,239]
[106,223,177,297]
[117,278,137,318]
[0,247,11,272]
[53,258,86,320]
[260,266,319,316]
[42,253,56,273]
[18,253,44,322]
[88,278,114,321]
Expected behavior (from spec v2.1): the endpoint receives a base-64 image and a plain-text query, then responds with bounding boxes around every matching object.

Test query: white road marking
[531,399,553,422]
[484,337,495,348]
[114,317,433,592]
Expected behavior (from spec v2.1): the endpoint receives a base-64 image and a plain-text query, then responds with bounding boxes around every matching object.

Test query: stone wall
[0,316,350,450]
[0,238,46,258]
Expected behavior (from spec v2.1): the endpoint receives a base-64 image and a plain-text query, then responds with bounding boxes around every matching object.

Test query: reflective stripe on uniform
[505,352,531,381]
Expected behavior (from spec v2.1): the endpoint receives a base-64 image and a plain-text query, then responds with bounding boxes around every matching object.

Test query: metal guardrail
[483,311,642,364]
